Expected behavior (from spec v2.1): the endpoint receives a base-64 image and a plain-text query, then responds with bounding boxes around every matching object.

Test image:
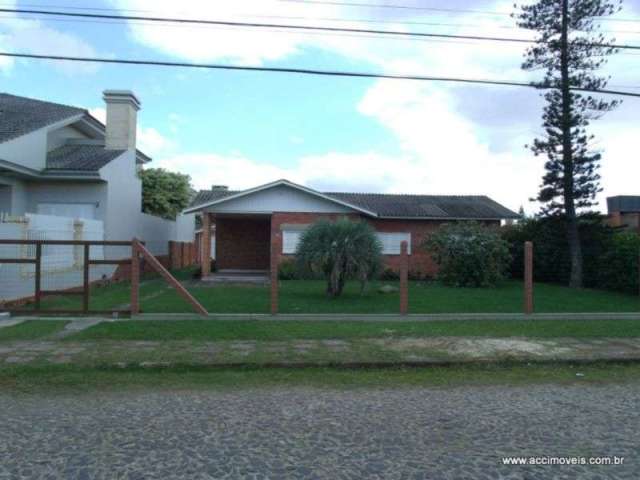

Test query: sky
[1,0,639,214]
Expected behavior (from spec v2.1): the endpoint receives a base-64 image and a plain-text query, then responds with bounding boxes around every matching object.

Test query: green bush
[425,222,511,287]
[296,217,383,296]
[597,232,640,294]
[278,259,298,280]
[380,268,400,281]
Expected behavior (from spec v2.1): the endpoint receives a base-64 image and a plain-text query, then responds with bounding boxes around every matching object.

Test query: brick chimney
[103,90,141,150]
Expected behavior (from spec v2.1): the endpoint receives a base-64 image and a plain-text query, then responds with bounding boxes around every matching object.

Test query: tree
[140,168,193,220]
[295,218,383,297]
[515,0,621,287]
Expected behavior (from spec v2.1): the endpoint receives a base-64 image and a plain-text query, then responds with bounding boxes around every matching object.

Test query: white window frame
[377,232,411,255]
[282,230,304,254]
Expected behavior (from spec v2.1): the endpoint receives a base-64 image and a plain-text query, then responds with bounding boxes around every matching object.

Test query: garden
[19,216,640,315]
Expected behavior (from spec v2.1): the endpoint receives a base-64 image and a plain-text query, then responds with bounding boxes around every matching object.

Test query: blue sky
[1,0,640,213]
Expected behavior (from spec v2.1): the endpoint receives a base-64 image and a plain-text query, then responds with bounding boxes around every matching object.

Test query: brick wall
[270,212,360,268]
[270,213,495,277]
[216,217,271,270]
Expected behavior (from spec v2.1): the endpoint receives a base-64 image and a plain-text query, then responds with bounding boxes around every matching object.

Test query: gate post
[270,235,279,316]
[400,240,409,315]
[524,241,534,315]
[201,213,211,277]
[82,244,90,313]
[131,240,140,315]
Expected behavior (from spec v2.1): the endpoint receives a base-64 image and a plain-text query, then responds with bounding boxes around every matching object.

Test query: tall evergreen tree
[515,0,621,287]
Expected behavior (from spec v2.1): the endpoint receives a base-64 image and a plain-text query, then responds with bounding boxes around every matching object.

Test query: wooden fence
[0,238,207,316]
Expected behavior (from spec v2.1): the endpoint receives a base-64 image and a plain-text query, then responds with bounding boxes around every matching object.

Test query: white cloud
[0,1,100,75]
[110,0,637,213]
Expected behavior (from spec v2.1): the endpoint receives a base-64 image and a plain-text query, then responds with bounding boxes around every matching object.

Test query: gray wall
[207,185,354,214]
[0,176,28,215]
[100,150,142,241]
[25,181,108,222]
[0,184,11,214]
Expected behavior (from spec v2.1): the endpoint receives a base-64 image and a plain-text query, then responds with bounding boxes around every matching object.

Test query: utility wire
[3,7,640,51]
[278,0,640,23]
[4,3,639,35]
[2,51,640,98]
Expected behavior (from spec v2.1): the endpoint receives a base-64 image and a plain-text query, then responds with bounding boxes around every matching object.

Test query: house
[606,196,640,232]
[0,90,194,248]
[0,90,148,241]
[184,179,519,277]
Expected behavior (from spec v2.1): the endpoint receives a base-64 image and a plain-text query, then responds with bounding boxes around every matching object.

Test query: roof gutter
[0,159,102,181]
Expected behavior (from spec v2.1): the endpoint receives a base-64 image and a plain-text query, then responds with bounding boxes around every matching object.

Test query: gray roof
[608,196,640,214]
[189,187,518,220]
[46,145,125,172]
[328,192,518,219]
[0,93,85,143]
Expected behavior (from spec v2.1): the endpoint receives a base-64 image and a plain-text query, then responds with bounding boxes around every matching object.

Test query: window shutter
[376,232,411,255]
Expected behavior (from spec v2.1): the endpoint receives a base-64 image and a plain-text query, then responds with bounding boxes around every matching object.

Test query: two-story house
[0,90,150,241]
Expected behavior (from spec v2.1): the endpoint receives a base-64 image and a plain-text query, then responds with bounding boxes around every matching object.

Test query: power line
[4,8,640,51]
[278,0,510,16]
[2,51,640,98]
[4,3,640,36]
[279,0,640,23]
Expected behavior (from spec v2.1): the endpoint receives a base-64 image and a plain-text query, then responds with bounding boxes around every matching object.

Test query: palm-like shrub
[295,218,383,297]
[425,222,511,287]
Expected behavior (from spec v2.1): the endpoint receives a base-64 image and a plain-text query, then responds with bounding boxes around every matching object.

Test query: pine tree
[515,0,621,287]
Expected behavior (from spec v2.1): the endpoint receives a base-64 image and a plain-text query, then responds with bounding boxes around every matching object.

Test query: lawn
[0,320,68,342]
[30,271,639,314]
[3,363,640,393]
[68,318,640,342]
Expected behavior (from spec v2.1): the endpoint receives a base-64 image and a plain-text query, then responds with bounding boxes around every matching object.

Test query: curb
[79,357,640,370]
[132,313,640,322]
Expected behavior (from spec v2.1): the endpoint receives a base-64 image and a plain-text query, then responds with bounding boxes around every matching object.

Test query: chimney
[103,90,141,150]
[211,185,228,191]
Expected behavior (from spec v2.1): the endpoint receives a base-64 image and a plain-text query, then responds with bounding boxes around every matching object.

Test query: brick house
[184,179,518,278]
[606,196,640,233]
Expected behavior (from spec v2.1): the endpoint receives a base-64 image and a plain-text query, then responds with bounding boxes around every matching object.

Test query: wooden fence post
[400,240,409,315]
[131,240,140,315]
[168,241,175,270]
[34,242,42,310]
[270,236,279,315]
[82,244,90,313]
[524,241,534,315]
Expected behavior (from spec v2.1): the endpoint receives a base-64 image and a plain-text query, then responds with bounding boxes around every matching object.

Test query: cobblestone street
[1,383,638,479]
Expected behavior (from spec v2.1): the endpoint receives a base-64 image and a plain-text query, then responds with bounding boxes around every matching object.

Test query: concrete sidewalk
[2,336,640,367]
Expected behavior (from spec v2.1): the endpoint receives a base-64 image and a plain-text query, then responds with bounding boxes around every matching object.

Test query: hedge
[502,215,639,294]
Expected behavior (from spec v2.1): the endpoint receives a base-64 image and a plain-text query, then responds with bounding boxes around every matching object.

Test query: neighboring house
[606,196,640,232]
[185,179,519,277]
[0,90,194,248]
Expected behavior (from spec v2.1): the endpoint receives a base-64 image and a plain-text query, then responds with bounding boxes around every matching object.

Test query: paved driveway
[0,384,638,479]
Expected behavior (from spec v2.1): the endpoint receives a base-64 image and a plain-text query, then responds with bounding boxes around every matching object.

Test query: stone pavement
[2,336,640,366]
[1,383,638,479]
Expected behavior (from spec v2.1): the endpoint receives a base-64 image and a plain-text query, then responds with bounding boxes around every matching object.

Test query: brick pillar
[270,224,279,315]
[400,240,409,315]
[524,241,534,315]
[201,213,211,277]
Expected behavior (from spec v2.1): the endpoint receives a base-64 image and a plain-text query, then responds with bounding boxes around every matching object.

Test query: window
[377,232,411,255]
[37,203,97,220]
[282,230,303,254]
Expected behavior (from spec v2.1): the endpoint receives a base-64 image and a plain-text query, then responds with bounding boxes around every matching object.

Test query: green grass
[68,318,640,342]
[30,273,640,314]
[2,363,640,393]
[0,320,68,342]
